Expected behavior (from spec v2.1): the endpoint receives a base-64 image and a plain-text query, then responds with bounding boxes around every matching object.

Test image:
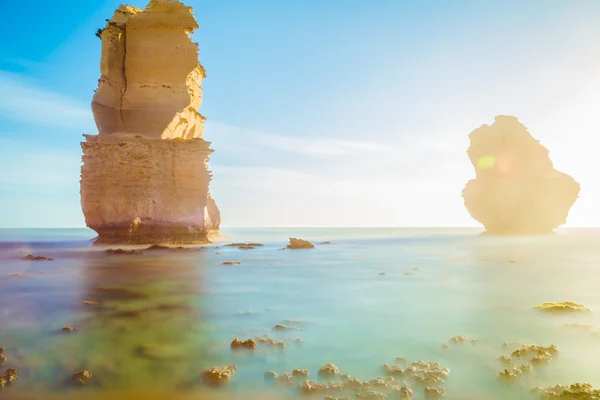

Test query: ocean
[1,228,599,399]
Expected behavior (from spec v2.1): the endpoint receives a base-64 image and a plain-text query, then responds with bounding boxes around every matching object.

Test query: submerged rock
[72,370,93,385]
[274,373,294,385]
[62,326,76,333]
[287,238,315,249]
[222,261,241,265]
[82,0,220,245]
[21,254,54,261]
[105,248,142,255]
[533,301,590,313]
[226,243,264,248]
[356,390,388,400]
[462,115,579,234]
[424,387,445,399]
[201,365,237,386]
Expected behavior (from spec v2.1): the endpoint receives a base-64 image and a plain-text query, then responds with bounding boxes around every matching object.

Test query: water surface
[1,228,600,399]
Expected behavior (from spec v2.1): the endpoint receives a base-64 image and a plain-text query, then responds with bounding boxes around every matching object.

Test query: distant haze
[1,0,599,228]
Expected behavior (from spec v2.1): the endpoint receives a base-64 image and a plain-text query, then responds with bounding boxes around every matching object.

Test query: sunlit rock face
[81,0,220,244]
[462,116,579,235]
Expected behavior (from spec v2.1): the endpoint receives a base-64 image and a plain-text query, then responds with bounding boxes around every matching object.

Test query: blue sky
[1,0,600,227]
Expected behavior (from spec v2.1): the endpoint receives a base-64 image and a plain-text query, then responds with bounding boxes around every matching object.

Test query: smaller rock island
[462,116,580,235]
[80,0,220,244]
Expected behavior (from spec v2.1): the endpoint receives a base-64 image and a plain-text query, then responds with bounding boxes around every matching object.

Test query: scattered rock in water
[318,363,340,377]
[471,339,479,344]
[395,357,409,365]
[238,310,253,315]
[404,272,414,276]
[216,252,221,255]
[533,301,590,313]
[292,369,309,378]
[105,248,142,255]
[531,383,600,399]
[145,245,201,252]
[382,364,404,377]
[226,243,264,250]
[72,370,92,385]
[230,338,256,350]
[318,241,332,245]
[274,373,294,385]
[62,326,76,333]
[324,396,351,400]
[379,272,386,276]
[83,301,99,306]
[222,261,241,265]
[356,390,388,399]
[272,324,299,331]
[264,371,277,380]
[498,355,513,366]
[511,344,558,361]
[424,387,445,399]
[409,361,449,387]
[399,386,414,399]
[287,238,315,249]
[0,349,6,366]
[201,365,237,386]
[254,334,286,348]
[299,380,345,394]
[498,368,519,383]
[0,368,17,388]
[21,254,54,261]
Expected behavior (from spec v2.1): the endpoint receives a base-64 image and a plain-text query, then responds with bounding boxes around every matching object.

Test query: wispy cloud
[208,122,394,156]
[0,70,94,131]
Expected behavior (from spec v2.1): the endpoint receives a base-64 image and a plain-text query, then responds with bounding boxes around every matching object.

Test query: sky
[1,0,600,228]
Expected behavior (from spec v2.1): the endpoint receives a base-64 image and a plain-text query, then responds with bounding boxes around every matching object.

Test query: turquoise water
[1,228,600,399]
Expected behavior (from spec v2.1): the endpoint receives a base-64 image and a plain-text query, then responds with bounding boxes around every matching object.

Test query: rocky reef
[462,116,579,234]
[81,0,220,244]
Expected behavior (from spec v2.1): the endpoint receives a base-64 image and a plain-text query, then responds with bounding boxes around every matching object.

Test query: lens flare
[477,155,496,170]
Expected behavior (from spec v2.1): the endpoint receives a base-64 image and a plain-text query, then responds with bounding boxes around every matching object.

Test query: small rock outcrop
[81,0,220,245]
[287,238,315,249]
[463,116,579,234]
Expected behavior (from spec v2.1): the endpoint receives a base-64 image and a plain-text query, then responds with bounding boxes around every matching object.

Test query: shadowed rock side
[81,0,220,244]
[462,116,579,235]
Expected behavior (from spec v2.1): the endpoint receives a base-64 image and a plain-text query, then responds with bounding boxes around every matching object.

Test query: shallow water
[1,228,600,399]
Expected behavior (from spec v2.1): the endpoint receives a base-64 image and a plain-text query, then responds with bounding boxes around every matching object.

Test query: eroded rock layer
[81,0,220,244]
[462,116,579,234]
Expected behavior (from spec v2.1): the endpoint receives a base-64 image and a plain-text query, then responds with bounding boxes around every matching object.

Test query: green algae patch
[533,301,590,313]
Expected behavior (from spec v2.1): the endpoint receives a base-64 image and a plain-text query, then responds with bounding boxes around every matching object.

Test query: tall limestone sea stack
[80,0,220,244]
[462,116,579,235]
